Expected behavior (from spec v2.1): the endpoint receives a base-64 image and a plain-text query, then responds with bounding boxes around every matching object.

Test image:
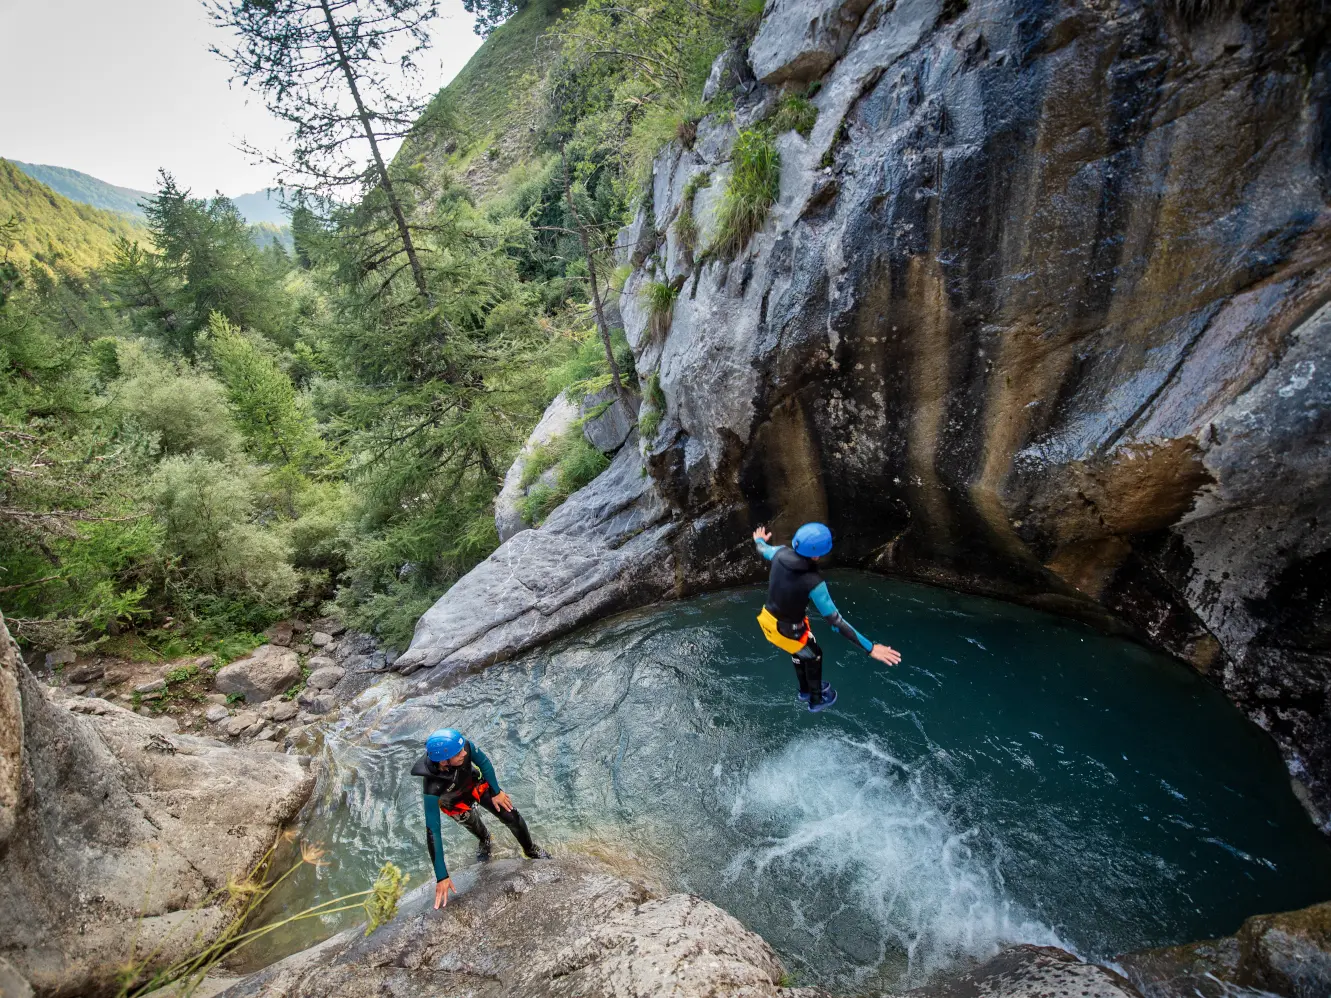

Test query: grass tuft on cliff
[642,280,678,338]
[711,130,780,259]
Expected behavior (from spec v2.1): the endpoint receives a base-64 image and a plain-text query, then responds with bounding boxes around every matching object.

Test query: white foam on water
[724,733,1068,987]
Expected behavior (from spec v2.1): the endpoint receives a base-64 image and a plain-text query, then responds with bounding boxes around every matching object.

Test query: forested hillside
[10,160,152,218]
[0,0,758,656]
[0,160,148,272]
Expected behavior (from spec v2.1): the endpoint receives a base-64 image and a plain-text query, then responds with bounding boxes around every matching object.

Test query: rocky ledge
[213,855,1144,998]
[0,615,315,998]
[215,855,816,998]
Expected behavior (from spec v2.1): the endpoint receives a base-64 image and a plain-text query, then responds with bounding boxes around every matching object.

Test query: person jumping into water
[754,522,902,710]
[413,728,549,908]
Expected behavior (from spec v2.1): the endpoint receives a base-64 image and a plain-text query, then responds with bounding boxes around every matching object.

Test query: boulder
[135,678,166,694]
[0,615,313,997]
[1120,901,1331,998]
[213,857,800,998]
[310,632,333,648]
[306,666,345,691]
[204,704,230,723]
[65,660,104,684]
[213,646,300,703]
[44,648,76,669]
[579,385,641,454]
[906,946,1139,998]
[271,700,299,722]
[494,391,580,543]
[222,711,260,737]
[195,655,215,669]
[305,655,337,672]
[263,620,296,647]
[310,616,346,637]
[747,0,873,84]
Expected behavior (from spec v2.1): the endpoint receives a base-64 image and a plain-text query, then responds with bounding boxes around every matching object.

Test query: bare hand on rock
[434,877,456,909]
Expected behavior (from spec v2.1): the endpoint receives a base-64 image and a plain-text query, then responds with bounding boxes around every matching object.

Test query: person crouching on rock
[754,522,902,710]
[413,728,549,908]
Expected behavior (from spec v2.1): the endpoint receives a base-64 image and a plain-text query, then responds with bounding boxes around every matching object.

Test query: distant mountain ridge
[10,161,152,219]
[7,160,290,227]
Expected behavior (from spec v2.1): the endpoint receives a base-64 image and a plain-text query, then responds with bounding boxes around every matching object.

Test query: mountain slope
[0,160,147,272]
[10,160,151,218]
[231,188,290,227]
[400,0,567,198]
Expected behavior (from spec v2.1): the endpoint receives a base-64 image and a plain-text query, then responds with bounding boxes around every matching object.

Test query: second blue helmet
[792,522,833,558]
[426,728,466,762]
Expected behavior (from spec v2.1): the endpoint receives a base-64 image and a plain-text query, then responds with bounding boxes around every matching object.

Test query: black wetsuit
[757,541,875,704]
[412,739,538,881]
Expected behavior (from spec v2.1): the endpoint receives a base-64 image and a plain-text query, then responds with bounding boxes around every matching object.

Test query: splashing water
[248,573,1331,991]
[724,733,1066,985]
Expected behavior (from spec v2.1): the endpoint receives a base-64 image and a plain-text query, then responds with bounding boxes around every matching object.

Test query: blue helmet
[792,522,833,558]
[425,728,466,762]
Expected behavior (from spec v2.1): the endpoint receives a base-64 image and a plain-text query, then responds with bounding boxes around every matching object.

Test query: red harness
[441,780,490,818]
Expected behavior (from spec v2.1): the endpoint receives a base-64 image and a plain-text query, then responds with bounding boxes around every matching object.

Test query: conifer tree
[206,0,441,305]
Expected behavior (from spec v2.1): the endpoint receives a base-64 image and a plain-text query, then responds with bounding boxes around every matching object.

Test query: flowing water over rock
[256,573,1331,991]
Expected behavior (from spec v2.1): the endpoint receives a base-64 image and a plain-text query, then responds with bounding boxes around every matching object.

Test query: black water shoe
[476,838,493,862]
[525,847,551,860]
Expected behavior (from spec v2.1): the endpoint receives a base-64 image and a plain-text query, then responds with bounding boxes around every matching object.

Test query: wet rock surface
[216,856,816,998]
[0,615,314,998]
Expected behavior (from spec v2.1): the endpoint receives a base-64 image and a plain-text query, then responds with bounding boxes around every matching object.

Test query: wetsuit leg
[794,636,824,704]
[451,804,492,847]
[477,790,540,856]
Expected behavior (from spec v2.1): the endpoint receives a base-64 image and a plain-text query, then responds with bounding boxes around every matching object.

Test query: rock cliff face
[403,0,1331,824]
[0,616,315,997]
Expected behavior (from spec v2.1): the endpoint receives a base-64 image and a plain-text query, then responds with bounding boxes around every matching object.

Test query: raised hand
[753,525,772,543]
[870,644,902,666]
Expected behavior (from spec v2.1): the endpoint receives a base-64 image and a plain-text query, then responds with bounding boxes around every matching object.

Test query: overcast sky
[0,0,483,197]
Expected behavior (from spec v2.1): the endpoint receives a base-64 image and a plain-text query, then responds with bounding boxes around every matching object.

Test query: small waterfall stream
[248,572,1331,991]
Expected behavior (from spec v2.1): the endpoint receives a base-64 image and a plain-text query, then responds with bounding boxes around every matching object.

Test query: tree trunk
[562,151,629,407]
[319,0,431,306]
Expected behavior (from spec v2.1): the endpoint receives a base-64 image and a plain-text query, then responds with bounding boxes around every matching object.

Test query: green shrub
[712,130,780,259]
[769,94,818,138]
[642,281,678,338]
[518,430,610,526]
[116,344,241,460]
[150,454,299,610]
[165,663,198,684]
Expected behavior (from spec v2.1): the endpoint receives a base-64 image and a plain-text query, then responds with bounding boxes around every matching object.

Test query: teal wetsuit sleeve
[423,794,448,881]
[754,539,781,561]
[467,740,502,793]
[809,582,874,652]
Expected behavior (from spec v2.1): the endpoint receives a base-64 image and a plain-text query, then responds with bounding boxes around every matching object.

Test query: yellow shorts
[757,606,809,654]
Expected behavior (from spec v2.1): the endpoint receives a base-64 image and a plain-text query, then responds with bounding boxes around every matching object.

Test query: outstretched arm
[423,794,448,882]
[752,525,780,561]
[809,582,903,665]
